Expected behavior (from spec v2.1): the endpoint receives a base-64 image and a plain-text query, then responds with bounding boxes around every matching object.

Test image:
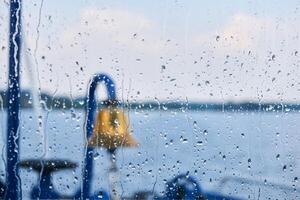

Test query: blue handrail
[79,73,116,199]
[6,0,22,199]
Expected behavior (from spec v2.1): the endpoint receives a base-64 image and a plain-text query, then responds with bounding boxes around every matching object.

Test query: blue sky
[1,0,300,102]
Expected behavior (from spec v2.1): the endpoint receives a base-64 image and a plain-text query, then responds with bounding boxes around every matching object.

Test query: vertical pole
[6,0,22,199]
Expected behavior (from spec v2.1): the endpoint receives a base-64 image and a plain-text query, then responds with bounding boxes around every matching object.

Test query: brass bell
[88,100,138,150]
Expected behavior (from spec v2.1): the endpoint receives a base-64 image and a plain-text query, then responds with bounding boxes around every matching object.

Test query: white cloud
[61,7,163,55]
[194,13,267,51]
[217,14,264,49]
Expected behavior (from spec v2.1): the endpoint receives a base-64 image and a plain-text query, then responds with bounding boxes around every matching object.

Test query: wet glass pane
[1,0,300,199]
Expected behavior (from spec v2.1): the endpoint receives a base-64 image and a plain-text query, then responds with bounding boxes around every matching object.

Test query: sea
[0,109,299,199]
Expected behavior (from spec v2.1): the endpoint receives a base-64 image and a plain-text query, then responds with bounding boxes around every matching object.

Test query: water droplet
[272,54,276,60]
[282,165,287,171]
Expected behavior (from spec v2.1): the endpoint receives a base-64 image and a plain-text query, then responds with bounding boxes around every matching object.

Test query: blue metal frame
[79,73,116,199]
[5,0,22,199]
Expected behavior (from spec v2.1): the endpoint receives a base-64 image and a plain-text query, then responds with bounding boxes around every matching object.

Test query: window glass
[0,1,300,199]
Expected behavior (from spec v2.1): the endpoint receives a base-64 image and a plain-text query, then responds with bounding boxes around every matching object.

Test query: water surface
[0,110,299,199]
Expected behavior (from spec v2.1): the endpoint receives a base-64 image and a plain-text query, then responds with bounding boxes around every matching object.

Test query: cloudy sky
[1,0,300,102]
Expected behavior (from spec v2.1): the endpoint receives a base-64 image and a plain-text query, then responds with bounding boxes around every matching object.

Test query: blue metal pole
[5,0,22,199]
[81,73,116,199]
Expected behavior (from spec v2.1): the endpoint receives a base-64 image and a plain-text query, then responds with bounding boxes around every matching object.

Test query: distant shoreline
[0,90,299,112]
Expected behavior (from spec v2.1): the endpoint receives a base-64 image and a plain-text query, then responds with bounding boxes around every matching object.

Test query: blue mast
[5,0,22,199]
